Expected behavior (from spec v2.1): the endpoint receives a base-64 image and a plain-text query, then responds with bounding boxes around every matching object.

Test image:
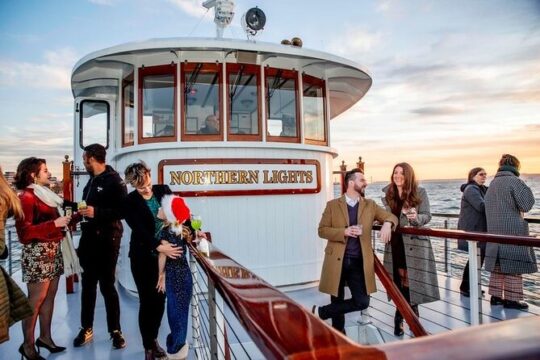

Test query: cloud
[327,27,383,56]
[166,0,208,18]
[411,106,465,116]
[0,48,77,90]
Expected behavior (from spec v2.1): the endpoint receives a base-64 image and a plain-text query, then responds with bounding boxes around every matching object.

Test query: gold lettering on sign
[168,169,313,185]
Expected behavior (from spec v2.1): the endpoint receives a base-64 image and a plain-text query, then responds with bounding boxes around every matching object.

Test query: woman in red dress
[15,158,71,359]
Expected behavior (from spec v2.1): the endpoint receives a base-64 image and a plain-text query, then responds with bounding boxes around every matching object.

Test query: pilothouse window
[138,65,177,143]
[80,100,109,149]
[265,68,299,143]
[303,74,327,144]
[227,64,261,140]
[122,81,134,146]
[182,63,222,141]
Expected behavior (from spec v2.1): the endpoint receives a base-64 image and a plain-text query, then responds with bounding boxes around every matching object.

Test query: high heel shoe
[36,338,67,353]
[18,344,45,360]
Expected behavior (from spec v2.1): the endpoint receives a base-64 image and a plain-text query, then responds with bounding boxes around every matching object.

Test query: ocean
[3,176,539,301]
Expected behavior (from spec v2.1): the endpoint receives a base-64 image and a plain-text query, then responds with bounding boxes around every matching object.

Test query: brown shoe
[145,349,155,360]
[153,339,166,359]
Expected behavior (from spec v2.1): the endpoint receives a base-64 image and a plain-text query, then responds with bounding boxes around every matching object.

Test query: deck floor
[1,268,538,360]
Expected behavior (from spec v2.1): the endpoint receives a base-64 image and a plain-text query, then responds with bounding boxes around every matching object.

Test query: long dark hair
[385,162,421,212]
[14,157,46,190]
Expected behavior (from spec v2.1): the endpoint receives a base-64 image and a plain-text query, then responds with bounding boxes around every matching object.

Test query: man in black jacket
[73,143,127,349]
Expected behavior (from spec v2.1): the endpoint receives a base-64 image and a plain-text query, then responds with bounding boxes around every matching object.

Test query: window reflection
[80,100,109,149]
[183,63,221,138]
[303,75,326,143]
[141,73,175,139]
[228,64,260,138]
[266,68,298,140]
[122,82,134,146]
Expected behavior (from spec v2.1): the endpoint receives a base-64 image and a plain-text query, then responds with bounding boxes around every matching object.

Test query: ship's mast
[203,0,235,39]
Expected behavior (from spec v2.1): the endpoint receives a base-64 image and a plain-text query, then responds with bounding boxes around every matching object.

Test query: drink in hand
[191,215,202,231]
[78,201,88,223]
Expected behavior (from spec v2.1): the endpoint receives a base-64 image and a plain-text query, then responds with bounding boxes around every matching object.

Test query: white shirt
[344,194,359,207]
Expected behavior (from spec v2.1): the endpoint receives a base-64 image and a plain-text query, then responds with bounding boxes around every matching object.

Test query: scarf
[28,184,81,277]
[498,165,520,177]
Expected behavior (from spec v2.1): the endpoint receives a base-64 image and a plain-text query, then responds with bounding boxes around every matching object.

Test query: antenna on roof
[203,0,235,39]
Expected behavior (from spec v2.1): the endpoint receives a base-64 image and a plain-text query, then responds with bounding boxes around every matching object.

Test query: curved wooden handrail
[373,255,428,337]
[399,226,540,247]
[187,239,540,359]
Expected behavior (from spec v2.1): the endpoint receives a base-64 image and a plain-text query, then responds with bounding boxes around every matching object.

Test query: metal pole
[468,241,480,325]
[189,254,203,357]
[444,219,449,273]
[8,230,13,276]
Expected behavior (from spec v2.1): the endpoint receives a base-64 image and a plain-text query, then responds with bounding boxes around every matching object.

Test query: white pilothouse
[69,1,372,292]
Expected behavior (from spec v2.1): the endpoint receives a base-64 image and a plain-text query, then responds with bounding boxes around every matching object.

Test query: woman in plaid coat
[484,154,536,310]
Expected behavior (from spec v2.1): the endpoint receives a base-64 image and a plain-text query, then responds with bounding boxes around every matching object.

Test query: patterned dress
[157,226,193,354]
[16,188,64,283]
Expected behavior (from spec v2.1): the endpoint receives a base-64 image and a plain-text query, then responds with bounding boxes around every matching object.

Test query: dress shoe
[18,344,45,360]
[503,300,529,310]
[460,289,485,297]
[145,349,155,360]
[411,304,419,317]
[35,338,66,353]
[311,305,319,317]
[490,296,504,306]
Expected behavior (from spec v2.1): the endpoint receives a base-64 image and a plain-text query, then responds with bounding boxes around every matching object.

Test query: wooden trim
[157,158,321,197]
[226,63,262,141]
[121,76,134,147]
[302,73,328,146]
[265,67,301,144]
[137,64,178,144]
[181,62,224,142]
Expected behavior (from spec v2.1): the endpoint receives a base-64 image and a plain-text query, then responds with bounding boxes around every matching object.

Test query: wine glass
[65,206,72,231]
[78,200,88,223]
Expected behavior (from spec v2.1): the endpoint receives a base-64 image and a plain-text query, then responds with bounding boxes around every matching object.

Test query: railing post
[468,240,480,325]
[444,219,449,273]
[208,277,225,360]
[8,230,13,276]
[190,253,203,357]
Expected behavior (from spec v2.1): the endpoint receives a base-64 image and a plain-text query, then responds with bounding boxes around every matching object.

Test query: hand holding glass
[191,215,202,232]
[65,206,72,230]
[78,201,88,223]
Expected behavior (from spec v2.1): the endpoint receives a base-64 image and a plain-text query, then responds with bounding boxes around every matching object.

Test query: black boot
[394,310,404,336]
[411,304,419,317]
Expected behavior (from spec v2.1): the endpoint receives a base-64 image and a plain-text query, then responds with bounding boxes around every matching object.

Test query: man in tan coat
[315,169,398,333]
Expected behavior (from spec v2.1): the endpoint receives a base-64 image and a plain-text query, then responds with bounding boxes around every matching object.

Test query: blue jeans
[319,256,370,332]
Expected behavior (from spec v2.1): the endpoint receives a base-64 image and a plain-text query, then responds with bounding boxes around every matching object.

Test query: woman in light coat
[382,163,439,336]
[484,154,536,310]
[457,167,488,297]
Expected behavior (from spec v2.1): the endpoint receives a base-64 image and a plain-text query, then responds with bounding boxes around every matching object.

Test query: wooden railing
[187,227,540,359]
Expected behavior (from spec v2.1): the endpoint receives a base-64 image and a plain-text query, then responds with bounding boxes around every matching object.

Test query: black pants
[79,250,121,333]
[319,256,370,332]
[460,244,487,292]
[131,254,166,349]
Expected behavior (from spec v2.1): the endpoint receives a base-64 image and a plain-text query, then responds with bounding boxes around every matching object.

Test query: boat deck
[1,268,538,359]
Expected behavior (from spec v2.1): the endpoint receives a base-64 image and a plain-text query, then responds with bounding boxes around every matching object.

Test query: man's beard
[354,184,366,197]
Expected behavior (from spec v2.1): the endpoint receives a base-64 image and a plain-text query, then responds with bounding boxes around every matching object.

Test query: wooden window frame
[226,63,262,142]
[121,73,134,147]
[181,62,223,142]
[265,67,301,144]
[302,74,328,146]
[137,64,177,144]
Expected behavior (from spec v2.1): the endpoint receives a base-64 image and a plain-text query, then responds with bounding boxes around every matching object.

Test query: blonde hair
[124,161,150,187]
[0,165,24,220]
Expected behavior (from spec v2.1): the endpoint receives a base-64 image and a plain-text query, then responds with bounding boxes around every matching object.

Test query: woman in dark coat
[382,162,439,336]
[123,162,180,360]
[457,167,488,297]
[484,154,536,310]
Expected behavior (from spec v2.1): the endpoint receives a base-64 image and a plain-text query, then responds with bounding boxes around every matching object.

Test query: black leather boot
[394,310,404,336]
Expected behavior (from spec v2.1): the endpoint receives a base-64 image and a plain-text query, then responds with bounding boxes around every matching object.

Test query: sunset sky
[1,0,539,181]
